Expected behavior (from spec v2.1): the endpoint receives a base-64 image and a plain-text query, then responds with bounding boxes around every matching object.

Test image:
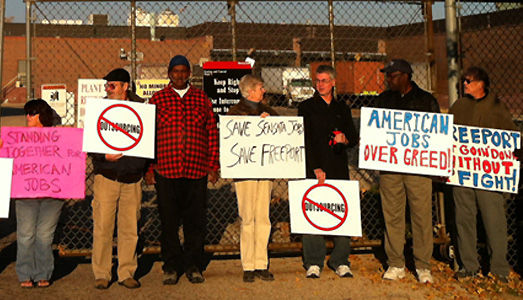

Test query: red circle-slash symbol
[301,183,348,231]
[96,104,143,151]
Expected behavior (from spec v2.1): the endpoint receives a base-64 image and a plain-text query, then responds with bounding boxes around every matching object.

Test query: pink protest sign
[0,127,86,199]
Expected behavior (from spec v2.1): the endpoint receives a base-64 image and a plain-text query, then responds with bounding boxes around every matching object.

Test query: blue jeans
[16,199,64,282]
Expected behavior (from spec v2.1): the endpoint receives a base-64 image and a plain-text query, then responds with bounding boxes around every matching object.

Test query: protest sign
[82,98,156,159]
[219,115,305,179]
[288,179,361,237]
[0,158,14,218]
[359,107,454,176]
[77,79,106,128]
[203,61,252,114]
[135,79,169,102]
[41,84,67,118]
[0,127,86,199]
[447,125,520,193]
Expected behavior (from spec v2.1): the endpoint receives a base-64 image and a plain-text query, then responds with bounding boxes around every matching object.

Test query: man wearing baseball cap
[145,55,219,285]
[374,59,440,284]
[91,68,147,289]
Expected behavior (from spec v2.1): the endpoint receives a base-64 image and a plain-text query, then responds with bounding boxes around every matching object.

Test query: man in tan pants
[90,68,147,289]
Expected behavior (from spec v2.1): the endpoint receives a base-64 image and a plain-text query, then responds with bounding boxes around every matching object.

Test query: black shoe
[186,267,205,284]
[94,279,110,289]
[243,271,255,283]
[255,269,274,281]
[118,278,141,289]
[163,272,180,285]
[455,269,479,281]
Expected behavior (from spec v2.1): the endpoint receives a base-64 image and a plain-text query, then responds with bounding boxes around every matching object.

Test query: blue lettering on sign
[368,109,380,128]
[439,115,449,135]
[458,126,468,143]
[403,112,412,131]
[470,128,480,144]
[458,171,470,185]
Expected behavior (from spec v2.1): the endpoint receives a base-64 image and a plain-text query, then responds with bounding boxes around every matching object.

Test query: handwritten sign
[288,179,362,237]
[135,79,169,102]
[447,125,520,193]
[219,115,306,179]
[203,61,252,114]
[0,158,14,218]
[359,107,454,176]
[77,79,106,128]
[82,98,156,159]
[0,127,86,199]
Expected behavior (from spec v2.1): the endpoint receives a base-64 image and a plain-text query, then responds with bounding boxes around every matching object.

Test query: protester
[90,68,147,289]
[227,74,278,283]
[298,65,358,279]
[145,55,219,285]
[0,99,63,288]
[375,59,440,284]
[450,66,519,283]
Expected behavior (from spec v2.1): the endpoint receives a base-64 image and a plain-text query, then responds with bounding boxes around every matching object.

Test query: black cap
[380,59,413,74]
[103,68,130,82]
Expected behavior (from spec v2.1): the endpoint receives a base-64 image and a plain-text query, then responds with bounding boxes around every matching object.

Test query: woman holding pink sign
[0,99,63,288]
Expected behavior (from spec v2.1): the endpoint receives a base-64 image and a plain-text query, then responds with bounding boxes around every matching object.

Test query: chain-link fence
[12,0,521,270]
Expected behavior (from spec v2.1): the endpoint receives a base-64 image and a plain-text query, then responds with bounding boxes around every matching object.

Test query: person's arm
[205,95,220,183]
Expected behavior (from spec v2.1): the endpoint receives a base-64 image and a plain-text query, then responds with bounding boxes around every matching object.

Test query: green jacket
[449,92,518,131]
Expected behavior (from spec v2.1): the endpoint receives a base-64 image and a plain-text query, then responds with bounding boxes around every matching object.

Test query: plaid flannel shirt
[149,83,219,179]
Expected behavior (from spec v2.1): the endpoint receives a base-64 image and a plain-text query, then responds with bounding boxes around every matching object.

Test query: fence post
[328,0,336,97]
[423,0,436,95]
[228,0,237,61]
[25,0,32,101]
[445,0,459,107]
[130,0,137,83]
[0,0,5,103]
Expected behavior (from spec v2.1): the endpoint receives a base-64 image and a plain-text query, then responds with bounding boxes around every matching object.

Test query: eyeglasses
[314,79,332,85]
[104,83,118,90]
[463,78,478,84]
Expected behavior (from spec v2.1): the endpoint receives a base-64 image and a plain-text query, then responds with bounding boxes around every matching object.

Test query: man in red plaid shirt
[145,55,219,285]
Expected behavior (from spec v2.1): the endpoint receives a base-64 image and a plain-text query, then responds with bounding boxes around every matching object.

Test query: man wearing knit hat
[146,55,219,285]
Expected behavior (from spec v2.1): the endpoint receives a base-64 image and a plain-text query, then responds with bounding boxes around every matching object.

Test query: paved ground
[0,245,522,300]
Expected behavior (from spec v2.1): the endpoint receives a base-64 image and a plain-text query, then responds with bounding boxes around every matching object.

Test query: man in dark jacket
[375,59,440,284]
[298,65,358,279]
[450,67,519,283]
[91,68,147,289]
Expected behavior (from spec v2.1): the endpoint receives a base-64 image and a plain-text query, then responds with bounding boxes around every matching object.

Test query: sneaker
[162,272,179,285]
[118,278,140,289]
[455,268,479,281]
[243,271,255,283]
[492,274,509,284]
[306,265,321,279]
[383,267,405,280]
[416,269,433,284]
[94,278,109,289]
[186,266,205,284]
[335,265,353,278]
[255,269,274,281]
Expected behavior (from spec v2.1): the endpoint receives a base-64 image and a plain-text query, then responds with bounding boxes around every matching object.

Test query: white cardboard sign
[82,98,156,159]
[77,79,106,128]
[447,125,520,193]
[219,115,306,179]
[0,158,14,218]
[288,179,362,237]
[359,107,454,176]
